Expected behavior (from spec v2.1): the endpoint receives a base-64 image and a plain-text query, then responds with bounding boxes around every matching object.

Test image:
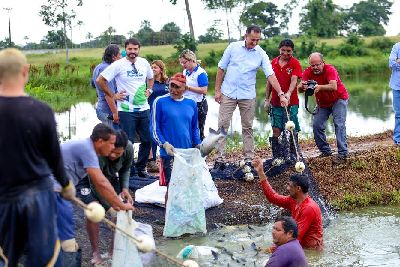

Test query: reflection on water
[153,205,400,267]
[56,73,394,141]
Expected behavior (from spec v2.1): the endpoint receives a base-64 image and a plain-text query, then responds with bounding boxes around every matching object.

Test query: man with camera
[299,52,349,165]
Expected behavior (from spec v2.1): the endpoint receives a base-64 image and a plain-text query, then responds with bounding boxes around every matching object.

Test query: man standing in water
[97,38,154,178]
[389,42,400,145]
[253,157,324,250]
[215,25,288,161]
[264,217,308,267]
[0,48,74,266]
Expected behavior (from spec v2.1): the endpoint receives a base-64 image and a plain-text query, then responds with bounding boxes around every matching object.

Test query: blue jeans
[96,109,120,130]
[392,89,400,144]
[119,110,151,173]
[313,99,348,156]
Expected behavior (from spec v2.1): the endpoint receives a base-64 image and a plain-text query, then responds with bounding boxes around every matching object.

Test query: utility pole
[3,7,12,47]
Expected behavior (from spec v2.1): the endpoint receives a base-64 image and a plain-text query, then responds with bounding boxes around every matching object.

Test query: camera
[305,80,317,96]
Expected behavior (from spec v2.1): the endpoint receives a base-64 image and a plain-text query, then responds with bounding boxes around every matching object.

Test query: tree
[198,21,223,43]
[39,0,83,63]
[174,33,197,55]
[136,20,154,45]
[240,1,281,38]
[42,30,71,49]
[345,0,392,36]
[169,0,195,39]
[299,0,342,38]
[160,22,181,44]
[202,0,254,41]
[127,30,135,39]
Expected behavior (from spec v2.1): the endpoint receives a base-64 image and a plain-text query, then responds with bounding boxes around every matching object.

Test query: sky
[0,0,399,46]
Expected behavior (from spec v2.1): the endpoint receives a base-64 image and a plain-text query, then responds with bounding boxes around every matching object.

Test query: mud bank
[76,131,400,265]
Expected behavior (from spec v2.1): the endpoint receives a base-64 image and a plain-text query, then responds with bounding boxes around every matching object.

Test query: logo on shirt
[287,68,293,75]
[126,70,144,78]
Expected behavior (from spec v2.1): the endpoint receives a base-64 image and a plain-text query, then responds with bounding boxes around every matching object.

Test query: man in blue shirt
[214,25,288,160]
[150,73,201,202]
[92,44,121,129]
[389,42,400,145]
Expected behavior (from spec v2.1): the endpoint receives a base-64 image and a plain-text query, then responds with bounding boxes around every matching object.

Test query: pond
[56,72,393,141]
[152,205,400,266]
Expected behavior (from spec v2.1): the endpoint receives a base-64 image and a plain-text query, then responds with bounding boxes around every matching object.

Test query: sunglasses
[131,63,138,74]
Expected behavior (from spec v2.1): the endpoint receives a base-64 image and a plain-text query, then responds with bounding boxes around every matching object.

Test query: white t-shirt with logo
[101,57,153,112]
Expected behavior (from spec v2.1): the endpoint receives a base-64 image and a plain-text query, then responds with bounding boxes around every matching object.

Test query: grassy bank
[310,145,400,210]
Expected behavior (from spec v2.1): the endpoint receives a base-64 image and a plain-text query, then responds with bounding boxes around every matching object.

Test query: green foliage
[346,0,392,36]
[299,0,342,38]
[198,22,224,43]
[204,50,224,66]
[259,37,281,58]
[42,30,71,49]
[240,1,281,37]
[368,37,395,53]
[173,33,198,55]
[144,54,164,63]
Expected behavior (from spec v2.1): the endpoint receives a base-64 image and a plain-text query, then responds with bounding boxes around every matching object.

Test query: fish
[200,127,227,157]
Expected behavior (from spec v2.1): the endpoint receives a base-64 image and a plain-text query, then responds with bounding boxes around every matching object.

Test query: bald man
[298,52,349,165]
[0,48,74,266]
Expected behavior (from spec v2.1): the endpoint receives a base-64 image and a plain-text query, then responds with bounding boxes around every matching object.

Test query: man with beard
[252,157,324,251]
[97,38,154,178]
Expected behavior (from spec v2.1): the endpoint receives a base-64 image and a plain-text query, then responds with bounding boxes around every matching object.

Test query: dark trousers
[0,190,59,267]
[119,110,151,173]
[197,97,208,140]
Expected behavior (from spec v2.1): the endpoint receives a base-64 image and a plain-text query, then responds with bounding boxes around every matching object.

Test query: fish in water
[200,127,227,157]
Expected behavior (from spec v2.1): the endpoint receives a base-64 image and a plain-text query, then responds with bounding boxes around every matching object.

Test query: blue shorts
[56,194,75,241]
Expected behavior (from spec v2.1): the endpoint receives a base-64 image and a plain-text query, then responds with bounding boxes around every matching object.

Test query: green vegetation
[24,34,400,111]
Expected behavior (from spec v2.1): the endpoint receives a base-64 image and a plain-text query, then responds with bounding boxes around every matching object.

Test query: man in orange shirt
[253,157,324,250]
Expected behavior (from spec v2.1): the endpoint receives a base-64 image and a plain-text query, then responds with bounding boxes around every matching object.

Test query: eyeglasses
[131,63,138,74]
[170,83,181,89]
[310,62,323,68]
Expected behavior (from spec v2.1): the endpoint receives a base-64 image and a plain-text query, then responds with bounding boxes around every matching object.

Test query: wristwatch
[278,92,284,97]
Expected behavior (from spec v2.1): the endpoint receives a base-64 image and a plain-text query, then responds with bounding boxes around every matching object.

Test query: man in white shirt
[97,38,154,178]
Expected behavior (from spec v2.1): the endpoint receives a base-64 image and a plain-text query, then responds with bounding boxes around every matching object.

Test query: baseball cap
[170,73,186,87]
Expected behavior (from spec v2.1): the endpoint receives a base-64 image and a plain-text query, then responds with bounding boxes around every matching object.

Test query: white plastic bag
[201,161,223,209]
[177,245,219,260]
[163,148,206,237]
[112,211,143,267]
[134,180,167,207]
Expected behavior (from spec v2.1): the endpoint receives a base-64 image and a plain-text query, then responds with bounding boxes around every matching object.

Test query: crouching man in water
[252,157,324,250]
[56,123,133,266]
[264,216,308,267]
[76,130,134,264]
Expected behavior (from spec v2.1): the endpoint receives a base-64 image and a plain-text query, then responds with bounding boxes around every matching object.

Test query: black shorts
[0,190,59,267]
[161,157,174,185]
[76,176,121,211]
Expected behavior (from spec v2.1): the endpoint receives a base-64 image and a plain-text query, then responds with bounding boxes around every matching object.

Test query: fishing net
[210,127,334,227]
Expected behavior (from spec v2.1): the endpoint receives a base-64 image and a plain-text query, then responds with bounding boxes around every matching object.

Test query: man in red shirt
[253,157,324,251]
[299,52,349,164]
